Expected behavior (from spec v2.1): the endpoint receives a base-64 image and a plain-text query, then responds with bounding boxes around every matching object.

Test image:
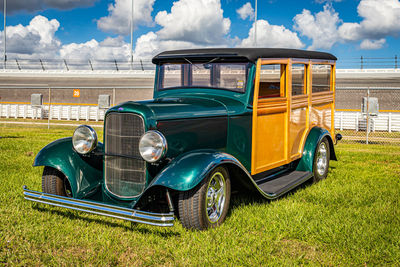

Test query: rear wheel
[178,166,231,230]
[313,137,330,182]
[42,167,72,197]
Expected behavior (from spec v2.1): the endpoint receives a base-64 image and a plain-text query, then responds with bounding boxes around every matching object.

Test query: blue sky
[0,0,400,66]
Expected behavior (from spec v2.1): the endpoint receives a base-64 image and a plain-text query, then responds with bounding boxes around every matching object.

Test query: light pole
[130,0,134,69]
[3,0,6,69]
[254,0,257,47]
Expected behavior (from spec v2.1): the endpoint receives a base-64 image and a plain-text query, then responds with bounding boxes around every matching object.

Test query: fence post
[58,106,61,120]
[356,112,359,132]
[86,106,89,121]
[361,56,363,70]
[388,112,392,133]
[366,88,370,144]
[23,105,27,119]
[77,106,80,121]
[140,59,144,71]
[89,60,94,71]
[63,59,69,71]
[395,55,398,70]
[67,106,71,120]
[39,59,46,71]
[48,87,51,129]
[114,60,119,71]
[6,104,10,118]
[14,105,18,118]
[15,59,21,70]
[340,111,343,130]
[113,88,116,106]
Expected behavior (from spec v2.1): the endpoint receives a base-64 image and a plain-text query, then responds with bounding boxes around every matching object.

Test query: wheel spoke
[205,171,226,223]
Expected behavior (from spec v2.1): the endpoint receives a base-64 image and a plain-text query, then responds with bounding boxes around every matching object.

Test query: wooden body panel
[251,58,336,175]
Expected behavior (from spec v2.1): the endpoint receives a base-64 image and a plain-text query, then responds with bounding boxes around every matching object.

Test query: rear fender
[296,127,336,172]
[33,137,103,198]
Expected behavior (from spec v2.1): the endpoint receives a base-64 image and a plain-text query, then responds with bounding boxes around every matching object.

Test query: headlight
[139,130,167,163]
[72,125,98,154]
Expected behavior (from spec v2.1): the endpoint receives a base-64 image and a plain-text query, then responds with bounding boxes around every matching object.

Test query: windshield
[157,62,251,93]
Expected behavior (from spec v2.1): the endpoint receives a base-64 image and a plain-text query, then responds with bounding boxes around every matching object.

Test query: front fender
[296,127,336,173]
[33,137,103,198]
[147,150,242,192]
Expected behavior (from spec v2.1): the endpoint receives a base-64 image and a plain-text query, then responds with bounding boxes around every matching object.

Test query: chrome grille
[105,113,146,198]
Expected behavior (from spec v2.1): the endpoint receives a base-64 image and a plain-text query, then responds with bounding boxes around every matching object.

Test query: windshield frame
[156,62,252,94]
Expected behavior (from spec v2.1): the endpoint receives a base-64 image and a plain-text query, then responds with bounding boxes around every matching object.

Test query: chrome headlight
[139,130,167,163]
[72,125,98,154]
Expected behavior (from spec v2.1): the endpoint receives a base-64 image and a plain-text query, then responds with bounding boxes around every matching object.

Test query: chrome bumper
[23,186,175,227]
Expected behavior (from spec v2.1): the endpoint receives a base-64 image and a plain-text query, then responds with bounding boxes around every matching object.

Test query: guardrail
[1,56,400,71]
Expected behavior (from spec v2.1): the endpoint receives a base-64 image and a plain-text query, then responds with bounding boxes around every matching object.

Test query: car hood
[109,96,228,121]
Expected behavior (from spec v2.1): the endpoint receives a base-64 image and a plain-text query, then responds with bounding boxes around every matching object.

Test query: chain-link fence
[335,86,400,145]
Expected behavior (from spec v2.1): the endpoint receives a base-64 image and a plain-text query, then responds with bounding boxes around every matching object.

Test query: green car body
[29,48,339,229]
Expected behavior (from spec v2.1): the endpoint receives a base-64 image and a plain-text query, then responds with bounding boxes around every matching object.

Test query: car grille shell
[104,112,146,198]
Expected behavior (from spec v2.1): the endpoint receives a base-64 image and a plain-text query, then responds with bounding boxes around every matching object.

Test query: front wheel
[42,167,72,197]
[178,166,231,230]
[313,137,330,182]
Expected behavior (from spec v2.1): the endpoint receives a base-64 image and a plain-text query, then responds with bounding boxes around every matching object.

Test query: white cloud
[131,0,232,58]
[97,0,155,35]
[0,0,97,14]
[293,4,341,50]
[60,36,130,60]
[132,31,202,59]
[359,38,386,50]
[339,0,400,42]
[237,2,254,21]
[240,20,304,48]
[0,15,61,58]
[155,0,231,45]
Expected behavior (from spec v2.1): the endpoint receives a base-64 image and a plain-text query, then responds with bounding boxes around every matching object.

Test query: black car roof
[152,48,337,64]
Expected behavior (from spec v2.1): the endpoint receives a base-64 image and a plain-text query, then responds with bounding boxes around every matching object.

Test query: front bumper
[23,186,175,227]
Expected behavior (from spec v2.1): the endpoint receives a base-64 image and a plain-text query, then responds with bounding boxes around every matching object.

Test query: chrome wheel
[316,142,328,176]
[205,172,226,223]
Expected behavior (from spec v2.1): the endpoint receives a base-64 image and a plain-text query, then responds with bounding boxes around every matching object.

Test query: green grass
[1,124,399,266]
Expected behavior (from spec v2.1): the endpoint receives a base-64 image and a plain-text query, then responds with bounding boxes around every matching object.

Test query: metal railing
[0,56,399,71]
[2,58,155,71]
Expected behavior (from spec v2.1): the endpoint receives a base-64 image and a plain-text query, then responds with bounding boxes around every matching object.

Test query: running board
[23,186,175,227]
[256,171,313,199]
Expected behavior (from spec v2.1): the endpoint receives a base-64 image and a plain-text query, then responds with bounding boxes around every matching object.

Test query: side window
[161,64,182,88]
[259,64,284,98]
[312,64,331,93]
[292,64,305,96]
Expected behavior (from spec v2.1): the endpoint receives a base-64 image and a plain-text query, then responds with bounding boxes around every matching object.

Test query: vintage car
[24,48,341,230]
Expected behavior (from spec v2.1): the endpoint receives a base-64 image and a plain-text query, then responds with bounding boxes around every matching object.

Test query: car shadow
[32,205,181,237]
[227,178,316,217]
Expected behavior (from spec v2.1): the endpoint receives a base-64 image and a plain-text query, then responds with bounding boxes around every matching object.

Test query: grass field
[1,123,399,266]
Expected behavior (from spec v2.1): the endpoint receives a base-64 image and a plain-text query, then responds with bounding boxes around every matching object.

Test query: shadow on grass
[0,135,24,139]
[228,178,316,217]
[33,205,181,237]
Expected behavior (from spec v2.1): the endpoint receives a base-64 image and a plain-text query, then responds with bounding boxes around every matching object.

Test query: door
[251,59,289,175]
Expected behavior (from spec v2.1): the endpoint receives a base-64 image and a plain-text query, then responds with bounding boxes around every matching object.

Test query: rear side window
[259,64,283,98]
[312,64,331,93]
[292,64,305,96]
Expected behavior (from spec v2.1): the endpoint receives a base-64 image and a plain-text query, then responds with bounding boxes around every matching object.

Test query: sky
[0,0,400,66]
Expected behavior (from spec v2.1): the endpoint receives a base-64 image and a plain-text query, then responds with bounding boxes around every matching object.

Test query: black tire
[313,137,330,183]
[178,166,231,230]
[42,167,72,197]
